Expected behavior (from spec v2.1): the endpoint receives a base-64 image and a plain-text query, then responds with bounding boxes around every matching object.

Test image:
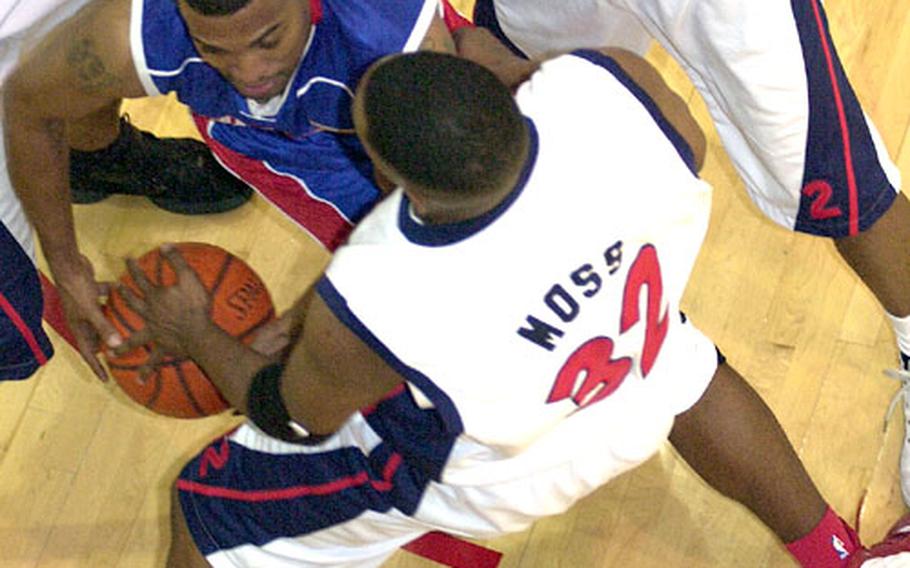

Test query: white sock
[886,312,910,368]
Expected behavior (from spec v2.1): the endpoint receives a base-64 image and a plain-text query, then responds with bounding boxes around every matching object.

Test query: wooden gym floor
[1,0,909,566]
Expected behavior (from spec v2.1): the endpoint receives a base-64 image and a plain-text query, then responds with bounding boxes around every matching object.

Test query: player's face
[180,0,309,102]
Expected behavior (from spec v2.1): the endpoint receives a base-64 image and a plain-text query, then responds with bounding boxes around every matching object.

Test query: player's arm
[120,246,400,440]
[272,286,404,438]
[3,0,146,378]
[452,27,540,91]
[418,12,456,53]
[601,47,706,172]
[173,285,400,440]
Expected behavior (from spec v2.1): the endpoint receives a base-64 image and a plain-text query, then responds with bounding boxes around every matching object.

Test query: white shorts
[176,315,718,567]
[479,0,902,237]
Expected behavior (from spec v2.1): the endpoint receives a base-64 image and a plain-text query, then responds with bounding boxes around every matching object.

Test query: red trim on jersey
[403,532,502,568]
[192,115,352,251]
[309,0,322,25]
[809,0,859,235]
[0,289,48,365]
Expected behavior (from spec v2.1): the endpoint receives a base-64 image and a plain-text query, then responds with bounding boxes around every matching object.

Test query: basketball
[103,242,275,418]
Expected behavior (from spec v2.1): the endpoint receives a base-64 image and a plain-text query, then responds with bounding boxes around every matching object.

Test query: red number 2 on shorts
[802,179,843,220]
[547,245,668,410]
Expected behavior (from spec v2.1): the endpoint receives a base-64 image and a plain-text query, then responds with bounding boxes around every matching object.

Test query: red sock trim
[786,507,861,568]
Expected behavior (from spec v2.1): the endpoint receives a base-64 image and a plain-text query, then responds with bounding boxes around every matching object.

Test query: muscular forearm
[185,321,276,412]
[3,94,82,275]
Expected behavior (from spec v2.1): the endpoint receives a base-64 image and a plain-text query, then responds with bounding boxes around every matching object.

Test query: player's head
[353,51,529,223]
[177,0,309,102]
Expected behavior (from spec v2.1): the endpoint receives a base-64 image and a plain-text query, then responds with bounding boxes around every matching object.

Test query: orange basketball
[103,242,275,418]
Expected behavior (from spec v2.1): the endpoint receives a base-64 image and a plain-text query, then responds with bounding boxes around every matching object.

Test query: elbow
[245,362,340,445]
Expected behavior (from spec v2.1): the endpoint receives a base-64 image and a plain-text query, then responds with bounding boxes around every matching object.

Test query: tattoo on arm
[66,37,121,94]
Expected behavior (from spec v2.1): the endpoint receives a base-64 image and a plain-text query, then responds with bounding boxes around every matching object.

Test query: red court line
[38,269,501,567]
[403,531,502,568]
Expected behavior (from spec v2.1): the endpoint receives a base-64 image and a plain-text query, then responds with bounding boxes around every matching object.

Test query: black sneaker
[69,117,253,215]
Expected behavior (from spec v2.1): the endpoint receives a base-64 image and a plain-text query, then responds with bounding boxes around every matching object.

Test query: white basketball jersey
[324,53,717,531]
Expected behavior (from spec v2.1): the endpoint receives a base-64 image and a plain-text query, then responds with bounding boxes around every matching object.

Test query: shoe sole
[148,188,253,215]
[71,184,114,204]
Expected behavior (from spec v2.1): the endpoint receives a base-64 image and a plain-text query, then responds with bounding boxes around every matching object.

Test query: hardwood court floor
[1,0,909,566]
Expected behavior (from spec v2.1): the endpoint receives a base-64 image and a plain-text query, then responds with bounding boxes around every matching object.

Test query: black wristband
[247,363,317,444]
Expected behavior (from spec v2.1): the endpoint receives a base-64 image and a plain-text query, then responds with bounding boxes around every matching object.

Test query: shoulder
[519,50,705,172]
[8,0,143,111]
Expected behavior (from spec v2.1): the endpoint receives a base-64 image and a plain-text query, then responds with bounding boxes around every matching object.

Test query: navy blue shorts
[0,221,52,380]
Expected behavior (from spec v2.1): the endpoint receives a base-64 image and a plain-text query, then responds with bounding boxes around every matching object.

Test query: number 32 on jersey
[517,243,669,410]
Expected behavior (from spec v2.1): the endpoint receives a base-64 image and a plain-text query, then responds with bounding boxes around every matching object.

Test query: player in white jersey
[470,0,910,506]
[120,48,910,567]
[0,1,97,380]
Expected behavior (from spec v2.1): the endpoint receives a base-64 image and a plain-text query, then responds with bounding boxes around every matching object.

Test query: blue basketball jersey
[130,0,437,243]
[133,0,435,133]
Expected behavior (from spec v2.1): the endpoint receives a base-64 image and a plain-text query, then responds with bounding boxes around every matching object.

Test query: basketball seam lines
[176,361,207,416]
[210,252,235,309]
[107,290,154,360]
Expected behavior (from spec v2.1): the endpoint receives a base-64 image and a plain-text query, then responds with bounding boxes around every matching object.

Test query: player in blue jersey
[120,48,910,567]
[4,0,456,382]
[467,0,910,506]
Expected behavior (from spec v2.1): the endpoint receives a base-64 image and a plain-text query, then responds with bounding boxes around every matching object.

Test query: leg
[167,483,210,568]
[835,193,910,318]
[836,194,910,507]
[664,361,910,566]
[670,361,826,543]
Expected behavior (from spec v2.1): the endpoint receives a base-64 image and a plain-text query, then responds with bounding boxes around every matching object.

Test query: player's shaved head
[358,51,527,196]
[181,0,251,16]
